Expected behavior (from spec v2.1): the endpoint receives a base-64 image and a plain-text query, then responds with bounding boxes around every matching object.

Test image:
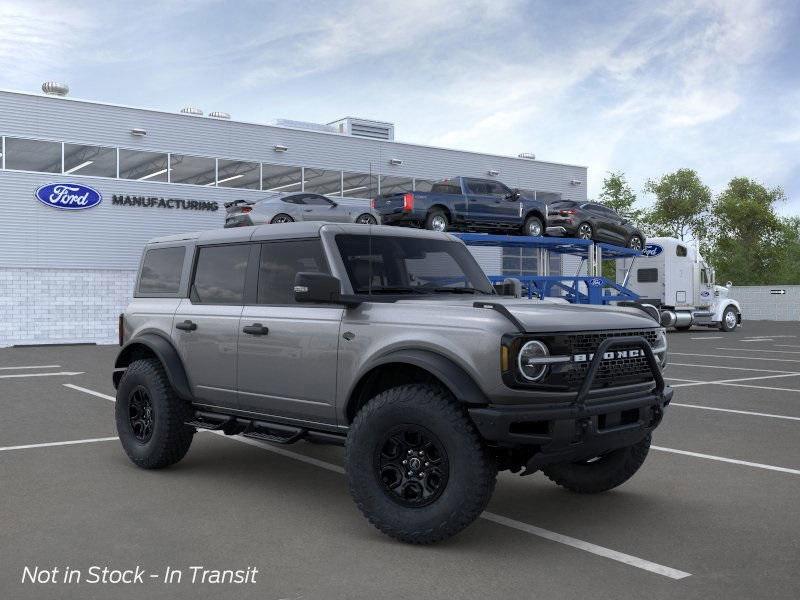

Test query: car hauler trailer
[615,237,742,332]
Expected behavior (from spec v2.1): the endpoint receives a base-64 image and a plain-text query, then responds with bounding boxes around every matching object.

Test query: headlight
[654,327,668,368]
[517,340,550,382]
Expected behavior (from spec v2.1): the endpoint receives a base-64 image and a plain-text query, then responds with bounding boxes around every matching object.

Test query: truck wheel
[522,215,543,237]
[424,210,449,232]
[720,306,738,332]
[541,434,651,494]
[345,383,497,544]
[115,358,194,469]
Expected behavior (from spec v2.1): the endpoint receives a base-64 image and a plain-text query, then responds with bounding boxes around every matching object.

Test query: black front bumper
[469,335,671,468]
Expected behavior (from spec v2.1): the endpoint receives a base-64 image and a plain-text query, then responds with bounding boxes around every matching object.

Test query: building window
[379,175,413,196]
[170,154,216,186]
[119,149,169,182]
[262,164,302,192]
[413,178,436,192]
[341,171,377,198]
[217,159,260,189]
[63,144,117,177]
[304,168,342,196]
[4,137,61,173]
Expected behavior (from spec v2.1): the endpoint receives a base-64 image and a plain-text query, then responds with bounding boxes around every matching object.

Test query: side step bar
[186,410,345,446]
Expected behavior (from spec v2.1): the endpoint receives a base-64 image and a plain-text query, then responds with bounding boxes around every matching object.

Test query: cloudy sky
[2,0,799,211]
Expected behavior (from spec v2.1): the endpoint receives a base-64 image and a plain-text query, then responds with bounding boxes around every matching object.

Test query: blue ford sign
[35,183,102,210]
[641,243,663,257]
[588,277,604,287]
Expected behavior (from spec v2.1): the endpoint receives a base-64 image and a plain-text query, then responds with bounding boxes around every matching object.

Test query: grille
[566,330,658,389]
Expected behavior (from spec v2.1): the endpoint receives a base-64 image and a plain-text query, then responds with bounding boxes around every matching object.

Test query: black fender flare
[351,348,488,407]
[523,208,546,225]
[113,333,192,400]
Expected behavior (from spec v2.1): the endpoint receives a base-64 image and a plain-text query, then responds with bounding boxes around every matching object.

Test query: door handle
[242,323,269,335]
[176,320,197,332]
[304,208,313,212]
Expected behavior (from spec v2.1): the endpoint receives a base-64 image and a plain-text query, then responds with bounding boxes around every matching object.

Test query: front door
[299,194,349,222]
[172,243,252,408]
[236,238,342,425]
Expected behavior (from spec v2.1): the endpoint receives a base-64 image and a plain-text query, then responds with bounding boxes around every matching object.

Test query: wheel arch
[113,332,192,400]
[427,204,452,220]
[524,209,545,224]
[344,349,488,424]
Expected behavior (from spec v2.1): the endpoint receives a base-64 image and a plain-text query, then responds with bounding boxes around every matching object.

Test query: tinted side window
[138,247,185,295]
[637,268,659,283]
[676,245,688,257]
[430,182,461,194]
[192,245,250,305]
[486,181,511,196]
[303,195,333,206]
[258,240,329,305]
[466,180,490,195]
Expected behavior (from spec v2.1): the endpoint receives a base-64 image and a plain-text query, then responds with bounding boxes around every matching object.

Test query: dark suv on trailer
[547,200,645,249]
[113,222,671,544]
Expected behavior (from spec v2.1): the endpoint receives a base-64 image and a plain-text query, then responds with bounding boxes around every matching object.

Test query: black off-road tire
[115,358,194,469]
[345,384,497,544]
[542,434,651,494]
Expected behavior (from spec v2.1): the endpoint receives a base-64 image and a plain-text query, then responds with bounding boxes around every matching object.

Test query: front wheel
[576,222,593,240]
[355,213,378,225]
[522,215,543,237]
[345,384,497,544]
[542,434,651,494]
[628,235,644,251]
[115,359,194,469]
[720,306,738,332]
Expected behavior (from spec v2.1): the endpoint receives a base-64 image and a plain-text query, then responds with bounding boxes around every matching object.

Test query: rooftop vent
[180,106,203,116]
[518,152,536,160]
[42,82,69,96]
[208,111,231,119]
[328,117,395,141]
[269,119,337,134]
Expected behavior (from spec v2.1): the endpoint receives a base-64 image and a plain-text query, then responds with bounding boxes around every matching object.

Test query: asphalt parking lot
[2,321,800,600]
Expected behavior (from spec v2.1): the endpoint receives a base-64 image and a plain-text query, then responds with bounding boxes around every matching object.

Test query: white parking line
[0,364,61,371]
[671,403,800,422]
[738,339,773,342]
[670,373,800,388]
[718,382,800,394]
[63,383,116,401]
[0,437,118,452]
[0,371,84,379]
[776,344,800,349]
[670,363,798,374]
[689,336,724,340]
[652,446,800,476]
[221,432,691,579]
[716,347,800,354]
[671,352,800,363]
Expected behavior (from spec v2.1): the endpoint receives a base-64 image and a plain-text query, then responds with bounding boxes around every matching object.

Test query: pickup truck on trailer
[373,176,550,236]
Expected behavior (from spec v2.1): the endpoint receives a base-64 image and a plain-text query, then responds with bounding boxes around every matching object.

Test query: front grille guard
[574,336,665,411]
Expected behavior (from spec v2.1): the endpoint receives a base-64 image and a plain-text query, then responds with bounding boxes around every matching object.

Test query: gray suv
[114,223,672,544]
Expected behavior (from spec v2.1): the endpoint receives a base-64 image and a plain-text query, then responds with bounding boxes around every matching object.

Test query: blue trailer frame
[454,233,642,305]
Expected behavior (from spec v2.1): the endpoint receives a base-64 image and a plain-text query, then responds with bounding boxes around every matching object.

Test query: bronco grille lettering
[573,349,644,363]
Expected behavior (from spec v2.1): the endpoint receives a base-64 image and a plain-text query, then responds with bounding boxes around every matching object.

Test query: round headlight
[518,340,550,382]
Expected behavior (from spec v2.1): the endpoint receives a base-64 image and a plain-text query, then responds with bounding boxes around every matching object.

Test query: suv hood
[396,297,659,332]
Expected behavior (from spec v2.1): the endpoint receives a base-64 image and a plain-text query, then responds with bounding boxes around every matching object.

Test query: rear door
[236,238,342,424]
[172,243,253,408]
[463,179,494,225]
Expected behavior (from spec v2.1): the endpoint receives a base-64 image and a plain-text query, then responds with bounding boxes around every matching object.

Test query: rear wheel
[577,222,593,240]
[542,434,651,494]
[424,209,449,232]
[345,383,496,544]
[270,213,294,224]
[522,215,543,237]
[115,359,194,469]
[720,306,738,332]
[628,235,644,251]
[355,213,377,225]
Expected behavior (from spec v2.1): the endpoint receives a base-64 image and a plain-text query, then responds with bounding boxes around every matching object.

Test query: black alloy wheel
[270,214,294,224]
[356,213,378,225]
[128,386,154,443]
[376,425,449,507]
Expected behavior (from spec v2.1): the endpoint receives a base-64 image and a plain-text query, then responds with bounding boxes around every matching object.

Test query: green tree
[598,171,641,221]
[642,169,711,241]
[707,177,786,285]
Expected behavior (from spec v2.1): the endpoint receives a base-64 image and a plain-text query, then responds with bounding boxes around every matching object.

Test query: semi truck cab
[616,237,742,332]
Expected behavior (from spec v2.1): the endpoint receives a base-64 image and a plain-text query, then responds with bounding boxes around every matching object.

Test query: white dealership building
[0,84,588,346]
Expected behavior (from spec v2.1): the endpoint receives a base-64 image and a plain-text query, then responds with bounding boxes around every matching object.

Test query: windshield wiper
[430,287,487,294]
[354,286,428,295]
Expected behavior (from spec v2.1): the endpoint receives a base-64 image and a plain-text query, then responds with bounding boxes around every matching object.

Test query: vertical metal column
[587,242,596,276]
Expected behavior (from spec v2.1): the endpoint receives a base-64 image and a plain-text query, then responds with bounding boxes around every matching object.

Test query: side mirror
[505,189,520,200]
[294,272,360,307]
[329,201,338,208]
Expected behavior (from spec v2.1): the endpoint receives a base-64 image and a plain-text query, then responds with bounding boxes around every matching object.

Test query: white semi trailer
[615,237,742,332]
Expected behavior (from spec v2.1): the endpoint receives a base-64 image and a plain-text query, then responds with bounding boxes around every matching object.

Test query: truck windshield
[335,234,494,296]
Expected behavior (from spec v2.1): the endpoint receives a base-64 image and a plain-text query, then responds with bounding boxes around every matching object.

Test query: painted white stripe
[217,432,691,579]
[738,339,773,342]
[0,436,118,452]
[670,362,798,373]
[716,347,800,354]
[670,373,800,388]
[718,382,800,393]
[481,512,691,580]
[0,364,61,371]
[664,377,702,383]
[776,344,800,349]
[689,336,724,340]
[63,383,116,402]
[671,402,800,422]
[0,371,84,379]
[652,446,800,476]
[671,352,800,363]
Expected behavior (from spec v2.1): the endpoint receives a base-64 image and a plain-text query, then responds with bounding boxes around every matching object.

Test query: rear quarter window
[137,246,186,296]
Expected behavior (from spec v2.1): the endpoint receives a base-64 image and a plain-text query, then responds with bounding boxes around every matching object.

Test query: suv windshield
[335,234,494,296]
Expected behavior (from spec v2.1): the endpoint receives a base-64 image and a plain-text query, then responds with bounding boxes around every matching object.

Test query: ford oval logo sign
[588,277,604,287]
[641,243,663,257]
[35,183,102,210]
